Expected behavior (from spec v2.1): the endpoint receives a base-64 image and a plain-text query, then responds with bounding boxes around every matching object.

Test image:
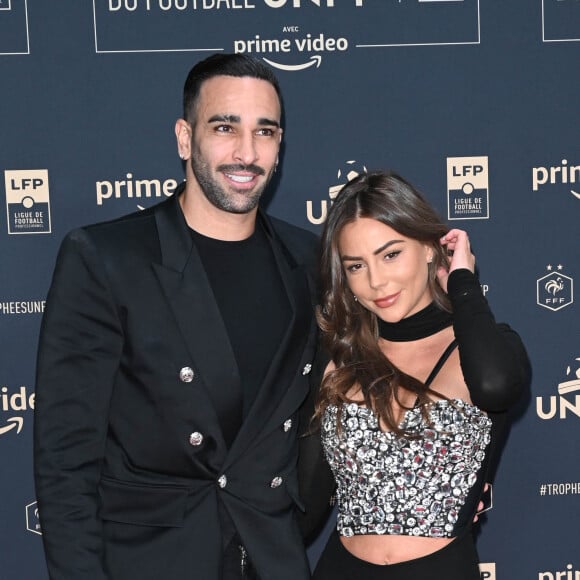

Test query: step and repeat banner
[1,1,578,578]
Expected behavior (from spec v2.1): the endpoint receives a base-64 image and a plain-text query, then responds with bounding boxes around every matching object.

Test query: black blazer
[34,191,320,580]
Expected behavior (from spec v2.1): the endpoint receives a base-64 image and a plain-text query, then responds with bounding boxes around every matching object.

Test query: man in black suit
[34,54,320,580]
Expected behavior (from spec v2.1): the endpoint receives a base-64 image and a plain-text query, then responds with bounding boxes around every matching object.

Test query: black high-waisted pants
[312,530,481,580]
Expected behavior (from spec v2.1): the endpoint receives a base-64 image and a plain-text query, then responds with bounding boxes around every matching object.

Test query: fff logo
[537,267,573,312]
[26,501,42,535]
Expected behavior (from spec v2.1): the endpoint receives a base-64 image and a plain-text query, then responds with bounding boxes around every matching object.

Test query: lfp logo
[479,563,496,580]
[447,156,489,220]
[4,170,51,234]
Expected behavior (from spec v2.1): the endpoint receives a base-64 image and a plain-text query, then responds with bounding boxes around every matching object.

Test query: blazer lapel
[226,212,316,463]
[151,191,242,448]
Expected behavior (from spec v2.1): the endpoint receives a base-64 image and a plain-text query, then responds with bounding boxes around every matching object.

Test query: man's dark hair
[182,53,282,125]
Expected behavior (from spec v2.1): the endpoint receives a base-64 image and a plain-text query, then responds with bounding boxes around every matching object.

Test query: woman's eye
[346,263,363,273]
[384,250,401,260]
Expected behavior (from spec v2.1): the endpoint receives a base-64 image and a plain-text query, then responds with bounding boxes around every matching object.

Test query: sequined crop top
[297,270,530,544]
[321,397,492,538]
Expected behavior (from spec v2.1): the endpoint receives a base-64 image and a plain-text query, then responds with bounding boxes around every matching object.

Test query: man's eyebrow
[207,114,280,128]
[207,114,240,124]
[258,117,280,128]
[341,240,405,261]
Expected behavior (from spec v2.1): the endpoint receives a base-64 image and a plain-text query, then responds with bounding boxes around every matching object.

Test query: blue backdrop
[1,1,579,578]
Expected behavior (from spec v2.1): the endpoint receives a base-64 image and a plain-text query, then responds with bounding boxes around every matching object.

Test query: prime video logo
[96,173,178,206]
[0,386,35,436]
[538,564,580,580]
[532,159,580,199]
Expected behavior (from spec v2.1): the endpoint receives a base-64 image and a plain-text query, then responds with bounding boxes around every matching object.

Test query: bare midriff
[340,534,455,565]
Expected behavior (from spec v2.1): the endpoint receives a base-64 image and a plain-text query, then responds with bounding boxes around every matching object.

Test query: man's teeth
[227,174,254,183]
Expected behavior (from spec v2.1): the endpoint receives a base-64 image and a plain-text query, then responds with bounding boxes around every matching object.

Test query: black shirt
[190,221,291,445]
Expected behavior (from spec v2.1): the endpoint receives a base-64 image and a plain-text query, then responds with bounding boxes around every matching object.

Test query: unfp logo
[447,156,489,220]
[306,159,367,225]
[537,264,573,312]
[536,356,580,421]
[4,169,52,234]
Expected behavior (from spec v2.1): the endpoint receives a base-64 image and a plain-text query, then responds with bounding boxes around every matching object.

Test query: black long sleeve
[448,269,531,412]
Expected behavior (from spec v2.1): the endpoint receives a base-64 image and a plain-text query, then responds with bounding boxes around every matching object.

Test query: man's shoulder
[87,199,162,233]
[266,214,319,258]
[74,197,169,239]
[62,197,171,260]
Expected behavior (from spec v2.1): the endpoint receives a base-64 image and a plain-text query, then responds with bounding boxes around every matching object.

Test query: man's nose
[233,132,258,166]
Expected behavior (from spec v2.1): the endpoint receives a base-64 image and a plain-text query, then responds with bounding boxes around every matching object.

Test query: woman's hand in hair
[440,229,475,273]
[436,229,475,292]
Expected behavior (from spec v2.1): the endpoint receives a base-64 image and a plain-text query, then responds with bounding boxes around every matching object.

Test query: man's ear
[175,119,192,160]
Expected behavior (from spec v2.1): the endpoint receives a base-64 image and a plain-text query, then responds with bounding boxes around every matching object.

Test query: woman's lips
[373,292,400,308]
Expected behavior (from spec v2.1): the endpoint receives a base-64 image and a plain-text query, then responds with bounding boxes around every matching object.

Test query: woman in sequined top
[311,171,530,580]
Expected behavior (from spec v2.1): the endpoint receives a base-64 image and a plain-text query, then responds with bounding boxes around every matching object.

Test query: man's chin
[215,194,262,215]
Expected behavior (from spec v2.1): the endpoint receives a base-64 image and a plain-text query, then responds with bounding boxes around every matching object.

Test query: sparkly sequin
[321,399,492,538]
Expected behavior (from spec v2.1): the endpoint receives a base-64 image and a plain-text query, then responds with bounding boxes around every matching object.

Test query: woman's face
[338,217,434,323]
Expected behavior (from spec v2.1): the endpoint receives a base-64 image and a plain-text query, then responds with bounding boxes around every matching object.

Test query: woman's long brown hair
[315,171,452,435]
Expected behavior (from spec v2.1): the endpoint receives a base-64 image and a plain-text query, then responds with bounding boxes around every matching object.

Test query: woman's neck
[377,302,453,342]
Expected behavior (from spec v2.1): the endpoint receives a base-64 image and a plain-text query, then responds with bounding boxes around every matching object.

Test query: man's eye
[215,125,233,133]
[257,128,275,137]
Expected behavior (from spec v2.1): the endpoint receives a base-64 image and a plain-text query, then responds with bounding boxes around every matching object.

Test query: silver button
[189,432,203,446]
[179,366,194,383]
[270,476,283,488]
[283,419,292,432]
[302,363,312,375]
[218,475,227,488]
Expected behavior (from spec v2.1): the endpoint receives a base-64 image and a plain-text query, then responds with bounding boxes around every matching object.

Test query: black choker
[378,302,453,342]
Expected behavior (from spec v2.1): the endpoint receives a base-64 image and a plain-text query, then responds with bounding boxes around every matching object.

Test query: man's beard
[190,155,272,215]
